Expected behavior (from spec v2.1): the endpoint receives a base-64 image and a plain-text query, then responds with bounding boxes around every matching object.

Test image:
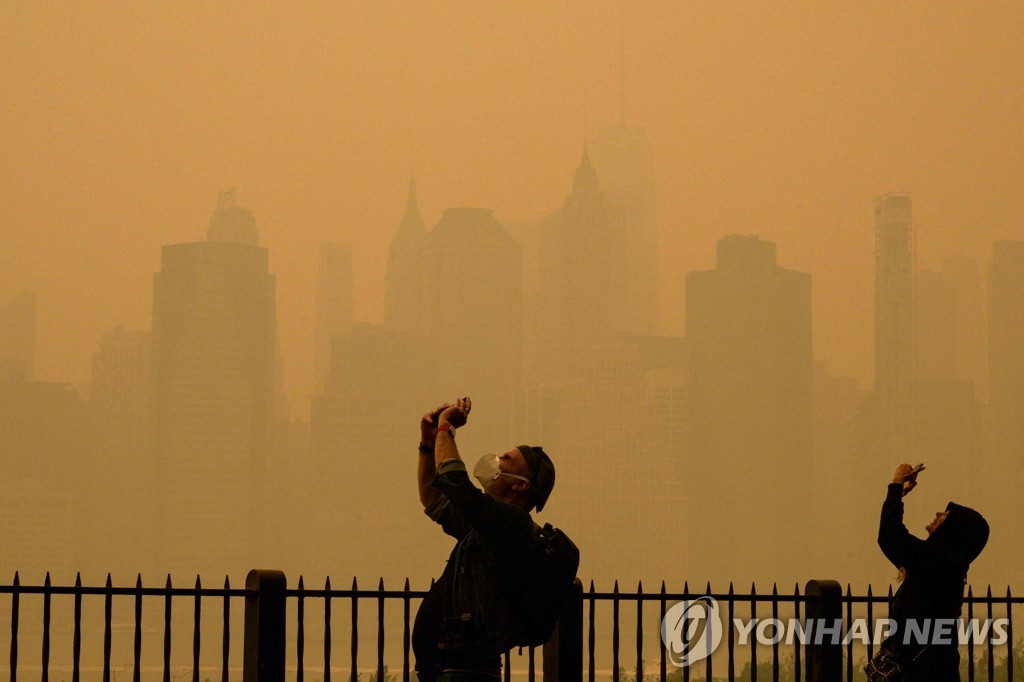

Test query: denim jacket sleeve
[423,459,532,541]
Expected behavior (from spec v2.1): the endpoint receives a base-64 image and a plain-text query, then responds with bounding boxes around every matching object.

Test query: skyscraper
[985,240,1024,583]
[988,241,1024,466]
[314,241,353,394]
[151,190,278,577]
[685,234,813,583]
[589,121,657,336]
[874,194,915,457]
[384,177,429,336]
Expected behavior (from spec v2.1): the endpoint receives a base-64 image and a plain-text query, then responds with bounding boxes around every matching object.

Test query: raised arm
[878,463,927,569]
[418,402,449,508]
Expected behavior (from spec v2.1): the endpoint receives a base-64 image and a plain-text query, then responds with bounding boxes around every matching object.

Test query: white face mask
[473,453,530,489]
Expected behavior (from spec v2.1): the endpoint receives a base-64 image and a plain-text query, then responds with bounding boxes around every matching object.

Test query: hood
[929,501,989,566]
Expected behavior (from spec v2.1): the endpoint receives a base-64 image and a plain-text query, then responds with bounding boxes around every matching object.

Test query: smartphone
[909,463,925,475]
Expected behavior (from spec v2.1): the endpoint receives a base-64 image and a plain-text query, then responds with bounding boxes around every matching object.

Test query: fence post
[244,569,287,682]
[805,579,842,682]
[544,578,583,681]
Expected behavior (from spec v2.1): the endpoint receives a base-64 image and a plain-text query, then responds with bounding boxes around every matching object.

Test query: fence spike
[660,581,666,594]
[637,580,643,594]
[683,581,689,594]
[325,576,331,591]
[705,581,712,595]
[404,577,410,591]
[13,571,19,586]
[772,583,778,596]
[846,584,852,597]
[166,574,172,589]
[106,574,113,588]
[987,585,992,599]
[352,576,358,590]
[76,572,82,587]
[195,575,202,589]
[298,575,304,590]
[750,582,756,596]
[968,584,974,598]
[613,580,619,594]
[136,573,142,588]
[728,583,735,595]
[794,582,799,596]
[867,584,873,598]
[588,580,595,594]
[379,577,385,591]
[45,572,51,586]
[224,575,230,589]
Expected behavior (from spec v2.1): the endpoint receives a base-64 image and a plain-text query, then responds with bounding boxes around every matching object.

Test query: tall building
[420,207,523,439]
[685,235,813,583]
[985,240,1024,583]
[314,241,353,393]
[589,121,657,336]
[874,194,915,457]
[536,145,624,381]
[915,269,957,382]
[384,177,429,336]
[0,292,36,382]
[150,191,278,578]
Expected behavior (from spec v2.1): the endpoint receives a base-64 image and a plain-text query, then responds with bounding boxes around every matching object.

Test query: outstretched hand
[892,463,923,497]
[439,396,472,429]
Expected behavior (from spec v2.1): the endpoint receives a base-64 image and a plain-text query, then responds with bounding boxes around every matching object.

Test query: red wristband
[438,424,454,434]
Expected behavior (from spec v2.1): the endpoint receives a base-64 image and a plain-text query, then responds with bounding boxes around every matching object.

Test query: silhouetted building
[874,194,915,457]
[384,177,429,336]
[314,241,353,394]
[589,123,657,336]
[685,234,813,583]
[987,240,1024,568]
[536,145,626,381]
[420,207,523,438]
[150,191,278,577]
[0,379,93,578]
[0,292,36,382]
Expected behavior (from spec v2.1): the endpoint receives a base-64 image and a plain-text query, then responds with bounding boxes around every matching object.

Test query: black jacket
[877,483,989,681]
[414,459,534,679]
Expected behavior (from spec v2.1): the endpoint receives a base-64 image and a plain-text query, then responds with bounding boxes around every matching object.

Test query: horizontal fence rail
[1,573,1021,682]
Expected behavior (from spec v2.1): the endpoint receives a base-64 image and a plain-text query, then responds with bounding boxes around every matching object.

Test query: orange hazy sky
[2,2,1022,417]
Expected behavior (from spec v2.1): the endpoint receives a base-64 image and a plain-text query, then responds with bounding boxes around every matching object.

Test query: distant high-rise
[874,194,915,456]
[91,327,151,457]
[589,121,657,335]
[151,190,277,577]
[384,177,429,336]
[988,240,1024,467]
[0,292,36,382]
[685,234,813,582]
[421,207,523,438]
[314,241,353,393]
[536,145,622,380]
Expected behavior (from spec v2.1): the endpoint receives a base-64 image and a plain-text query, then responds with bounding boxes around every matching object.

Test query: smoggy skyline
[3,2,1023,416]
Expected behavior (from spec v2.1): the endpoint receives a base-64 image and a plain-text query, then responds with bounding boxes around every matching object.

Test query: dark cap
[516,445,555,512]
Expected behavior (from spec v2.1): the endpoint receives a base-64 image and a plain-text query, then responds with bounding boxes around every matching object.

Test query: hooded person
[873,464,990,682]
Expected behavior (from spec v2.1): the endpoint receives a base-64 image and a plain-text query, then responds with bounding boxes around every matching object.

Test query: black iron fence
[0,572,1020,682]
